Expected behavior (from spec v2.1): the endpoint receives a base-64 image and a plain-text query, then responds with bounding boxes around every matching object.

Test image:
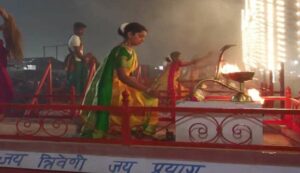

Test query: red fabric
[167,61,180,105]
[0,44,13,105]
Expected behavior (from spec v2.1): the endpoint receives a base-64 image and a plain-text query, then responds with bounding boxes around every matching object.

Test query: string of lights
[242,0,299,82]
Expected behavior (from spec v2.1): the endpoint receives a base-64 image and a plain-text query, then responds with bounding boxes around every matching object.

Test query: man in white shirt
[66,22,88,94]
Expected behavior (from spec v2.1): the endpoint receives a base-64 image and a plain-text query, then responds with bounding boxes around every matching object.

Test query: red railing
[201,87,300,132]
[66,62,97,104]
[2,60,300,152]
[1,92,300,152]
[27,61,97,105]
[30,62,53,105]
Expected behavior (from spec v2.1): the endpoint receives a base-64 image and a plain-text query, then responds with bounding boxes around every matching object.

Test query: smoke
[3,0,243,67]
[77,0,243,66]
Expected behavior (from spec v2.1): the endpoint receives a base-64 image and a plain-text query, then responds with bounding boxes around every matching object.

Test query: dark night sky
[1,0,243,66]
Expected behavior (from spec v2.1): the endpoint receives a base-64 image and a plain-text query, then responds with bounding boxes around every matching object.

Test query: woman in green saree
[80,22,158,138]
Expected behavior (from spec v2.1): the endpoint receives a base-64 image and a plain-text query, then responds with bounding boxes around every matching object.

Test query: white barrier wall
[176,101,263,144]
[0,150,299,173]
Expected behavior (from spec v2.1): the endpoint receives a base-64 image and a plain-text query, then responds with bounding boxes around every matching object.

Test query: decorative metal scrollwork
[16,109,74,137]
[186,113,261,144]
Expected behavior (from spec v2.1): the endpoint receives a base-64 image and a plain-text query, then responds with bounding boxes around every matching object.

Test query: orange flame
[247,88,264,104]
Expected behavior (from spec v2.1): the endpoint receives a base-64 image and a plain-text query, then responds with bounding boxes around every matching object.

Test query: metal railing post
[122,90,130,145]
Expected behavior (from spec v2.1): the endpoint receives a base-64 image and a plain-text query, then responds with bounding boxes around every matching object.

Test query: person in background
[66,22,88,94]
[0,6,23,118]
[151,51,211,104]
[80,22,158,138]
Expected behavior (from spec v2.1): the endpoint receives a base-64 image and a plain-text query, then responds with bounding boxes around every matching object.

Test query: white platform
[175,101,263,144]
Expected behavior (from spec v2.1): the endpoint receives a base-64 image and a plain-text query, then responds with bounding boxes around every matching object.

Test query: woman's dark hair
[170,51,181,59]
[118,22,147,39]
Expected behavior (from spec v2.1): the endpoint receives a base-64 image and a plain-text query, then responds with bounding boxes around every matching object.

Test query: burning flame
[247,88,264,104]
[220,63,241,74]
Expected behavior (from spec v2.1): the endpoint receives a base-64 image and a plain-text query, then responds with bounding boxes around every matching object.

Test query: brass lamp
[193,44,255,102]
